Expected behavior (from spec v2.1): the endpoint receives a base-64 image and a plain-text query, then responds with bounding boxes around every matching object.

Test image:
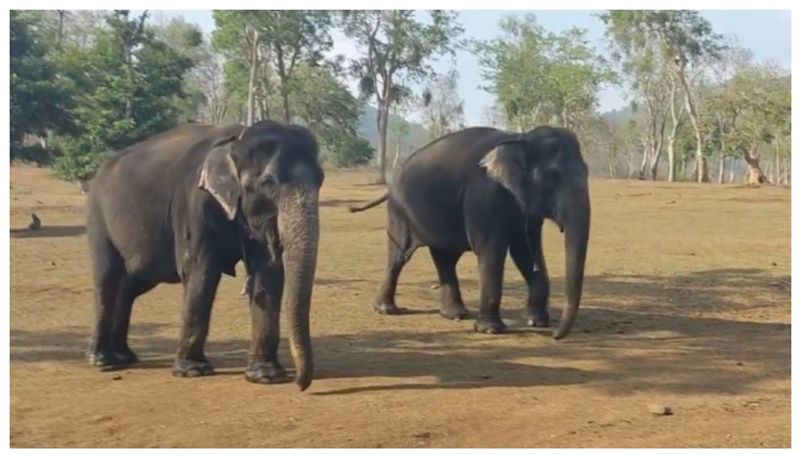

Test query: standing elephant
[86,120,323,390]
[349,126,590,339]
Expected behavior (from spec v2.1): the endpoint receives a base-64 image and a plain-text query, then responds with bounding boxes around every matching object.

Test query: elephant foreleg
[473,242,508,334]
[173,264,220,377]
[245,260,287,384]
[509,220,550,327]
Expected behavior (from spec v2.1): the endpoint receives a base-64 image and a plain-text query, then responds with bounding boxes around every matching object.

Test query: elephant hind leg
[375,202,419,315]
[429,247,468,320]
[111,276,156,366]
[87,227,127,367]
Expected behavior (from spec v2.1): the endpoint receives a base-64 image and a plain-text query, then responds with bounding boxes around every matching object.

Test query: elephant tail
[348,193,389,213]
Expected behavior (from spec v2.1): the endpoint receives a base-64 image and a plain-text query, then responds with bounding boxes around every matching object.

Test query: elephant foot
[87,349,117,368]
[374,300,404,315]
[241,274,254,297]
[245,360,288,384]
[172,358,215,378]
[474,315,507,334]
[87,346,138,368]
[113,345,140,365]
[524,307,550,327]
[439,303,470,321]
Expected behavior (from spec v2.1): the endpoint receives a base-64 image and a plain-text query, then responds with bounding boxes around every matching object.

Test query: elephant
[85,120,323,390]
[348,125,590,339]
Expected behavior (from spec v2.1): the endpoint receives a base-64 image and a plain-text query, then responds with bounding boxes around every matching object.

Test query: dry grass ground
[9,165,790,447]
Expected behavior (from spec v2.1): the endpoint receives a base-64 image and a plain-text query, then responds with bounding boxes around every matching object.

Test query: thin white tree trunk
[675,57,706,183]
[666,80,681,182]
[774,141,780,185]
[246,29,260,126]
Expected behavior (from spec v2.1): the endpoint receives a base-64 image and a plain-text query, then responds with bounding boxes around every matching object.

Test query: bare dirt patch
[10,166,790,447]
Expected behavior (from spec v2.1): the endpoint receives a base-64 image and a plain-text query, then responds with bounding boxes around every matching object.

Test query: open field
[9,166,791,447]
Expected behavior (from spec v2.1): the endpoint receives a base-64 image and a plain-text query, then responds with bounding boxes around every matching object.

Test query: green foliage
[10,10,75,163]
[342,10,463,102]
[327,134,375,168]
[600,11,724,66]
[151,17,207,122]
[475,14,615,131]
[51,11,195,181]
[341,10,463,181]
[709,64,790,154]
[289,62,367,160]
[212,10,333,122]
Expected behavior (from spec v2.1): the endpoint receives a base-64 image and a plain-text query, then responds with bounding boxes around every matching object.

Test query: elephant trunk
[553,184,590,340]
[277,184,320,390]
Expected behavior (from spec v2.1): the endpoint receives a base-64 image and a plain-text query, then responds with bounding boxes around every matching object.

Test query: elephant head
[480,126,591,339]
[198,120,324,390]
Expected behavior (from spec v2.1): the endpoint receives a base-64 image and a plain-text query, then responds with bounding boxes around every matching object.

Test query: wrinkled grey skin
[350,126,590,339]
[86,120,323,390]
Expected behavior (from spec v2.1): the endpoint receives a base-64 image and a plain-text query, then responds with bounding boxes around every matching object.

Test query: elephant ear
[199,136,241,220]
[480,139,531,212]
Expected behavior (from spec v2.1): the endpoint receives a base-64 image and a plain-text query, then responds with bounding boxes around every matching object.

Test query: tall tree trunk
[393,132,401,168]
[627,152,636,178]
[124,53,135,119]
[717,116,727,184]
[649,116,666,181]
[774,142,780,185]
[638,138,650,180]
[123,12,148,120]
[675,56,707,183]
[56,10,65,49]
[246,29,259,126]
[375,71,393,184]
[743,145,768,185]
[376,103,390,184]
[728,168,735,184]
[666,80,681,182]
[275,45,291,123]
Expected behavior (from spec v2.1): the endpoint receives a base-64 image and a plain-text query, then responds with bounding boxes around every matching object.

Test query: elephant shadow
[318,198,369,208]
[10,268,790,396]
[10,225,86,238]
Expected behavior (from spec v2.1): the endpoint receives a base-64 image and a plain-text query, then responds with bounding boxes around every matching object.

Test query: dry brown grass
[10,165,790,447]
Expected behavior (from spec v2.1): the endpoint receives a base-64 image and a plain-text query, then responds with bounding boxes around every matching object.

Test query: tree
[151,17,205,122]
[288,60,367,165]
[213,11,333,124]
[421,68,464,140]
[601,11,724,183]
[341,10,463,184]
[213,10,267,125]
[327,135,375,168]
[10,11,74,163]
[476,15,615,132]
[481,102,506,128]
[709,64,790,185]
[388,114,410,168]
[54,10,195,181]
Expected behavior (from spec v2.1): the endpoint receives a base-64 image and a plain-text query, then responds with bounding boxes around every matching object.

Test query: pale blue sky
[144,10,792,125]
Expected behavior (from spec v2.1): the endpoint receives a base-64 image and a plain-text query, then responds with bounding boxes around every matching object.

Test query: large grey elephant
[349,126,590,339]
[86,120,323,390]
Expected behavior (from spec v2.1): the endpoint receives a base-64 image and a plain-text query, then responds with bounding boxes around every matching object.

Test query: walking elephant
[349,126,590,339]
[86,120,323,390]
